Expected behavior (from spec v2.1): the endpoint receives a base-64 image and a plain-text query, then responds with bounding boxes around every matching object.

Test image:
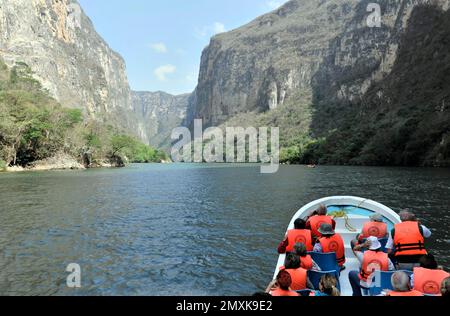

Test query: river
[0,164,449,295]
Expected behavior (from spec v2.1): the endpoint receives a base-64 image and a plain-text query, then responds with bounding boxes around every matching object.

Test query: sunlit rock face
[131,91,190,149]
[0,0,131,115]
[185,0,449,128]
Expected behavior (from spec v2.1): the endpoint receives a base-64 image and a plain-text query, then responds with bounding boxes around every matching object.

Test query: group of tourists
[265,206,449,297]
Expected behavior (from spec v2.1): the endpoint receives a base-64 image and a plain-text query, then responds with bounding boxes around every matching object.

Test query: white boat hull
[274,196,401,296]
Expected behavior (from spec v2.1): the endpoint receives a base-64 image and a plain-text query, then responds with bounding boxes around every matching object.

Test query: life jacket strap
[395,241,425,252]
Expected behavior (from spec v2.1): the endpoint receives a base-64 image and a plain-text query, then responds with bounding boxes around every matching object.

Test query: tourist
[348,236,395,296]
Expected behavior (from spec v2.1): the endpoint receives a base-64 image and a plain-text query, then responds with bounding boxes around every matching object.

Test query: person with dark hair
[386,211,431,270]
[279,253,315,291]
[309,274,340,297]
[412,254,449,295]
[278,218,313,253]
[293,242,321,271]
[306,205,336,239]
[266,270,299,297]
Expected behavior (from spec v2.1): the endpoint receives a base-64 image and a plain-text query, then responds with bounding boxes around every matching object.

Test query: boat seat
[368,270,413,296]
[308,270,341,292]
[308,252,340,273]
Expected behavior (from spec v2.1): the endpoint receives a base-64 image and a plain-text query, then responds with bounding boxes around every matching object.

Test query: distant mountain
[131,91,190,149]
[185,0,450,166]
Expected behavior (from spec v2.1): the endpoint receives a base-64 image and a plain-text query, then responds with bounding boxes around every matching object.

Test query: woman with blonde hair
[310,274,340,297]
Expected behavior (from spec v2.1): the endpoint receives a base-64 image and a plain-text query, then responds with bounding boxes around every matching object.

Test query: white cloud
[266,0,289,10]
[154,64,176,81]
[213,22,226,34]
[150,42,168,53]
[195,22,227,39]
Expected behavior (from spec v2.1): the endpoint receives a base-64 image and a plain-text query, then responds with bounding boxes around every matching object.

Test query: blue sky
[78,0,288,95]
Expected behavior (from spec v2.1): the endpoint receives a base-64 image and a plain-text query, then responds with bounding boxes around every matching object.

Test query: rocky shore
[2,153,127,173]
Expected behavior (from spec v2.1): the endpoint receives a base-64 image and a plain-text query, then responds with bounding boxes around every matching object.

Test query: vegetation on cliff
[0,60,167,171]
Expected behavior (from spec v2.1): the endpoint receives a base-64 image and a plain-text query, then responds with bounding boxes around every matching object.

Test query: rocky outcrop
[132,91,190,149]
[186,0,449,128]
[185,0,450,166]
[0,0,131,114]
[0,0,148,141]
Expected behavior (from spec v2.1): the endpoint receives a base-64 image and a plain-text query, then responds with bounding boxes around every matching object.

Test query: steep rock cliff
[0,0,131,114]
[186,0,450,166]
[131,91,190,149]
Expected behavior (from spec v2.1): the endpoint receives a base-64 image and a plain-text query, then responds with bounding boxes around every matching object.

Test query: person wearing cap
[266,270,300,296]
[357,213,389,242]
[348,236,395,296]
[386,211,431,270]
[306,205,336,239]
[313,223,346,268]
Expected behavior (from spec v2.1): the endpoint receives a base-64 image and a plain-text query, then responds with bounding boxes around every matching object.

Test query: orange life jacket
[300,255,313,270]
[358,250,389,282]
[388,290,423,297]
[309,215,334,238]
[359,222,388,240]
[270,288,300,297]
[319,234,346,266]
[286,229,313,252]
[284,268,307,291]
[413,267,449,295]
[393,222,427,257]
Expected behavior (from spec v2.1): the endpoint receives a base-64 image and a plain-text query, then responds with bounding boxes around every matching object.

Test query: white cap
[367,236,382,250]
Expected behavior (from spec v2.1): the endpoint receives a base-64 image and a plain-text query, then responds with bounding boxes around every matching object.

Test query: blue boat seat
[308,270,341,292]
[368,270,413,296]
[308,252,340,273]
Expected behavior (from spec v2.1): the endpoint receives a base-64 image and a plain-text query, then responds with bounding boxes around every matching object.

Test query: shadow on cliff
[308,3,450,167]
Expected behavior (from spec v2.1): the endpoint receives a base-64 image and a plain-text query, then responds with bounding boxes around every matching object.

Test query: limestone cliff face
[131,91,190,149]
[186,0,449,129]
[0,0,135,130]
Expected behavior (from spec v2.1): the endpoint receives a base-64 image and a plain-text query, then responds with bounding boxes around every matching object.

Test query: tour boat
[274,196,401,296]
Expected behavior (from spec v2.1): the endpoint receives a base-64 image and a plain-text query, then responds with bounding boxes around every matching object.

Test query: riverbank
[1,153,172,173]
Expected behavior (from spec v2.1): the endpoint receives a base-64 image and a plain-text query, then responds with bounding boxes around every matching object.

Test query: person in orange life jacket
[278,218,314,254]
[306,205,336,239]
[266,270,299,297]
[351,214,389,249]
[441,277,450,297]
[293,242,321,271]
[313,223,346,269]
[386,211,431,270]
[309,274,341,297]
[411,254,449,295]
[348,236,395,296]
[384,271,423,296]
[279,253,315,291]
